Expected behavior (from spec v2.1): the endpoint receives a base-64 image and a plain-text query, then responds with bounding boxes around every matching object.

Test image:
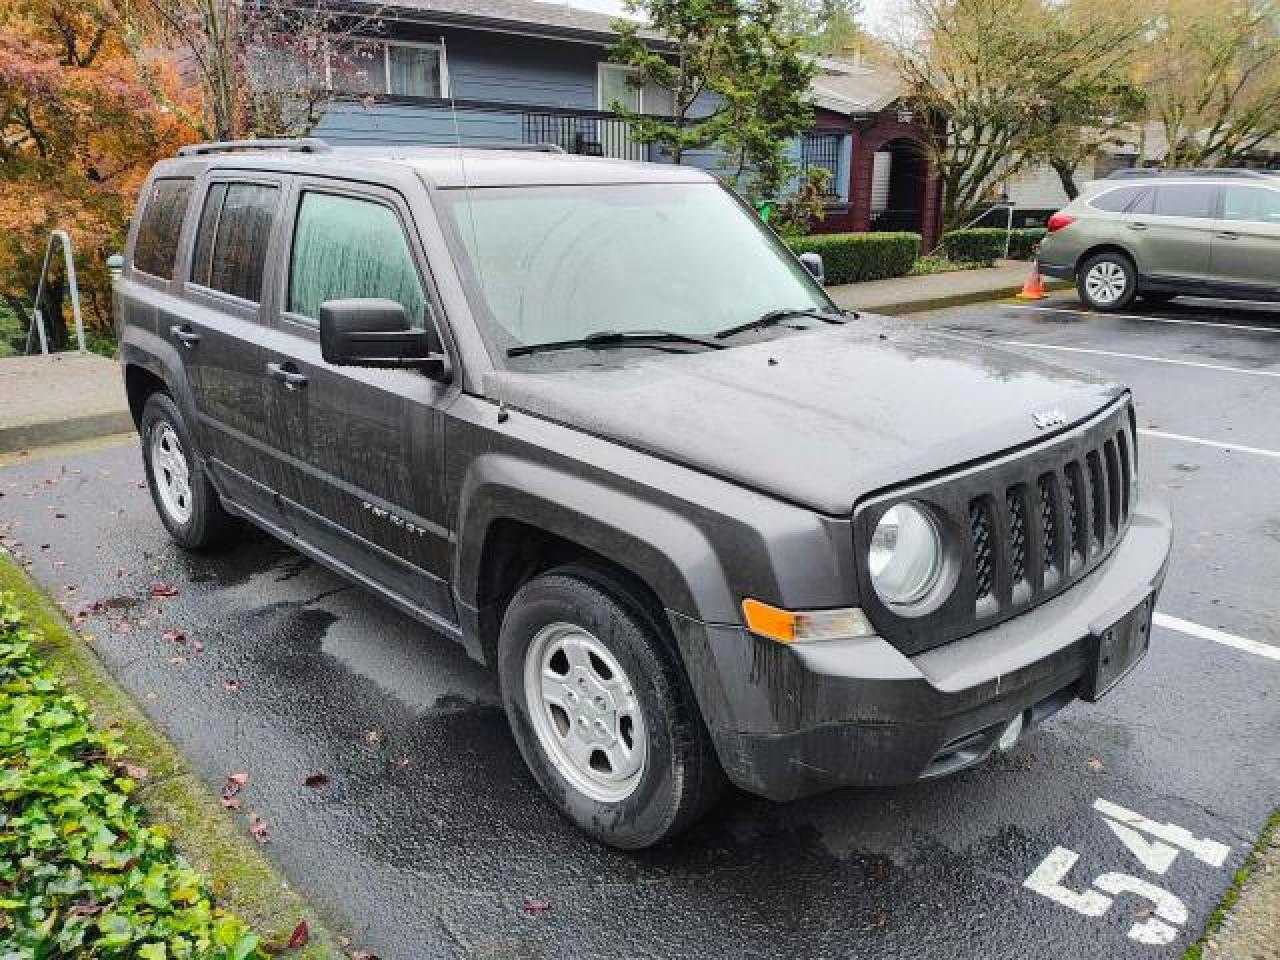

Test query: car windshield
[438,182,833,359]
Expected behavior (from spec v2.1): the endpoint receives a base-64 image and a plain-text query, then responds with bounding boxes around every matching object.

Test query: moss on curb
[1184,807,1280,960]
[0,553,344,959]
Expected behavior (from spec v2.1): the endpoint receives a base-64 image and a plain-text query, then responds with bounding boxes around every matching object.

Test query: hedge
[0,595,265,959]
[786,231,921,285]
[941,227,1048,265]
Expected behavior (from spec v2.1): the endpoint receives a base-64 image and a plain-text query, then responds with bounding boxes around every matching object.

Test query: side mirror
[798,252,825,284]
[319,298,450,381]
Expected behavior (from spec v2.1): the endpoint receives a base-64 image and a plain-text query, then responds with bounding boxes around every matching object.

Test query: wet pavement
[1,292,1278,959]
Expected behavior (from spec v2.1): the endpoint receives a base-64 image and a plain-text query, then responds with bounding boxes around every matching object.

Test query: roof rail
[177,137,332,157]
[1107,167,1276,180]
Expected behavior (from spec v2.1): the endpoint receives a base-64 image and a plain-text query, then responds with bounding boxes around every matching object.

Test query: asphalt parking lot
[1,291,1278,959]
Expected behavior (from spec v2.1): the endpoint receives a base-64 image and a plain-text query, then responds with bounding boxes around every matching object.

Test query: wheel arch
[1076,243,1141,277]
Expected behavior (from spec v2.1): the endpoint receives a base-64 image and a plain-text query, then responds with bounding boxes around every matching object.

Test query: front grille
[853,398,1136,656]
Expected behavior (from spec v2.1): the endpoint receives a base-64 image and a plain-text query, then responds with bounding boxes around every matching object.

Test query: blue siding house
[307,0,943,245]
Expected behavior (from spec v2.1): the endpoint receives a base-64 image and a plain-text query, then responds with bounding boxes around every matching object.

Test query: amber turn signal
[741,599,875,643]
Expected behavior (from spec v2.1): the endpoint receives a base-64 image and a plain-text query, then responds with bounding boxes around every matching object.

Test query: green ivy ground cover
[0,594,264,959]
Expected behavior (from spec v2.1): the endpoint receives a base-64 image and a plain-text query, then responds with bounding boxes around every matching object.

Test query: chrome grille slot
[1065,461,1085,570]
[970,498,995,602]
[1007,486,1028,591]
[1103,437,1122,533]
[1116,429,1132,522]
[1037,473,1058,577]
[1086,450,1106,555]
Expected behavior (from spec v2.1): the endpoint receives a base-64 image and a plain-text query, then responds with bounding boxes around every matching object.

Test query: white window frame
[597,63,660,114]
[325,37,449,98]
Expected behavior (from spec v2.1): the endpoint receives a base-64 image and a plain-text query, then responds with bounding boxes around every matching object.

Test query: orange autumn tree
[0,0,197,350]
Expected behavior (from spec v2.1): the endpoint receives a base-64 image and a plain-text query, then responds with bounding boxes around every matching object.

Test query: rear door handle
[266,361,309,390]
[170,324,201,348]
[1215,231,1239,240]
[1127,222,1148,231]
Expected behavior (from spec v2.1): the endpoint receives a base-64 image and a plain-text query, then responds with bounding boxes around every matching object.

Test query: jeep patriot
[115,139,1173,848]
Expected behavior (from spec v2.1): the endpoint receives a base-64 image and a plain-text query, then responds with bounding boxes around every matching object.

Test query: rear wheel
[140,392,235,550]
[498,566,724,849]
[1078,252,1138,311]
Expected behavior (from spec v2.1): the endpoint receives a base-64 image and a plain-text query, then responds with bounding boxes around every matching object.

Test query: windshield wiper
[507,329,726,358]
[714,307,850,340]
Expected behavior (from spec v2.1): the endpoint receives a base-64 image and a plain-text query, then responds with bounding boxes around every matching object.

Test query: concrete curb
[0,411,135,455]
[847,281,1073,317]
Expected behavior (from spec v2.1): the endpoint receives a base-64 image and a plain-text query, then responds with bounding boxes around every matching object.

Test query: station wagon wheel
[140,391,235,550]
[523,622,647,803]
[498,566,724,849]
[1078,252,1137,311]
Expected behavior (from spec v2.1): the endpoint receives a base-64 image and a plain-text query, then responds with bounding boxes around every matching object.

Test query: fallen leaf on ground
[249,815,269,843]
[221,772,248,808]
[121,763,148,781]
[363,729,384,746]
[222,679,240,693]
[1087,757,1105,772]
[287,920,309,948]
[522,898,551,914]
[303,772,329,788]
[149,583,179,598]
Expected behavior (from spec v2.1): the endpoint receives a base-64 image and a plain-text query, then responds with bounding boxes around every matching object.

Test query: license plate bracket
[1081,591,1154,702]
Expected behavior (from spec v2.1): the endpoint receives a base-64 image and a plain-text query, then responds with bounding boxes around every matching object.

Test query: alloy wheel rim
[523,622,647,803]
[150,423,193,524]
[1085,262,1127,304]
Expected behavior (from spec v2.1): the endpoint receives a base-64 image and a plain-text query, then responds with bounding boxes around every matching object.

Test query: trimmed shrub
[940,227,1050,264]
[1009,228,1047,260]
[940,228,1007,266]
[786,232,921,285]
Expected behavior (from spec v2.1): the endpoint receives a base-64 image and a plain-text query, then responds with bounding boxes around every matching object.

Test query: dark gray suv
[116,139,1172,848]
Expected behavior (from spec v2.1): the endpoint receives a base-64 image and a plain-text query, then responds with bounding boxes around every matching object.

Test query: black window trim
[274,177,445,342]
[182,172,287,317]
[130,176,196,285]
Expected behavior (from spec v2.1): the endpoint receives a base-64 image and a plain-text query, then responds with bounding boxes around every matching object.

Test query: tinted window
[288,192,429,326]
[1154,184,1217,219]
[190,182,279,302]
[1090,185,1148,213]
[133,179,192,278]
[1222,185,1280,224]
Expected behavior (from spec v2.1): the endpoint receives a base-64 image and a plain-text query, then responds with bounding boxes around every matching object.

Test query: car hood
[484,316,1126,515]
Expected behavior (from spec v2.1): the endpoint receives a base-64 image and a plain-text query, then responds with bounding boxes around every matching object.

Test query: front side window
[1154,184,1217,219]
[190,182,280,303]
[439,182,831,359]
[329,39,445,97]
[1222,184,1280,224]
[288,192,429,326]
[133,178,193,279]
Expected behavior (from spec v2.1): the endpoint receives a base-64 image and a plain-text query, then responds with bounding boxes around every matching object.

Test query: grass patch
[909,255,983,277]
[0,555,340,959]
[1183,807,1280,960]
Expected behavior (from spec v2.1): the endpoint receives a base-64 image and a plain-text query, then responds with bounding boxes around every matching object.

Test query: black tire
[140,392,235,550]
[498,565,725,849]
[1140,292,1177,306]
[1077,251,1138,312]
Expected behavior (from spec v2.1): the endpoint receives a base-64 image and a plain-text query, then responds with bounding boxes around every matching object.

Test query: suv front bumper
[667,495,1172,802]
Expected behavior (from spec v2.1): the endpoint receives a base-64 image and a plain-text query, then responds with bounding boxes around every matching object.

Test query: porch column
[849,128,873,233]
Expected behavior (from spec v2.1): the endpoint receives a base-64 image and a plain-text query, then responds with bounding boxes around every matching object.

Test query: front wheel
[498,567,724,849]
[1078,252,1138,311]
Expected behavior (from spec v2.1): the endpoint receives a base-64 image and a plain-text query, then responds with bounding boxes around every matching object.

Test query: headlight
[869,502,943,605]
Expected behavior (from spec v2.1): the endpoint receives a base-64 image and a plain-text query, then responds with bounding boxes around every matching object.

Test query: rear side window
[1089,185,1150,213]
[1222,185,1280,224]
[190,182,280,303]
[287,192,429,326]
[1154,184,1217,219]
[133,179,193,279]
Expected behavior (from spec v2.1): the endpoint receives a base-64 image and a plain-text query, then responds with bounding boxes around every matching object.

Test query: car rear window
[1154,184,1217,219]
[190,182,280,303]
[133,179,193,279]
[1090,185,1149,213]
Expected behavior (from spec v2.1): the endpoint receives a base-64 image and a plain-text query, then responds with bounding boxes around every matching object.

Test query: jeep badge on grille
[1033,409,1068,429]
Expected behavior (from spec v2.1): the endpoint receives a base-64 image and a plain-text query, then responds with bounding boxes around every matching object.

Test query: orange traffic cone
[1017,259,1047,300]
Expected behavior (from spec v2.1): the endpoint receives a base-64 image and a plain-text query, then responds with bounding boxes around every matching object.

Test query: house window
[597,63,674,116]
[329,39,448,98]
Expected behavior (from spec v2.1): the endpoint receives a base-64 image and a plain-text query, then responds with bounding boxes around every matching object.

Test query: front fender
[454,452,735,624]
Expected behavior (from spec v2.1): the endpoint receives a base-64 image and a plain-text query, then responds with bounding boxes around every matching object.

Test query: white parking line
[1154,613,1280,663]
[1000,340,1280,378]
[1006,304,1280,335]
[1139,429,1280,461]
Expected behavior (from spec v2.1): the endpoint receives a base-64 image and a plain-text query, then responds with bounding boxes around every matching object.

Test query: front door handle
[1215,231,1239,240]
[170,324,201,348]
[1127,222,1148,231]
[266,361,309,390]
